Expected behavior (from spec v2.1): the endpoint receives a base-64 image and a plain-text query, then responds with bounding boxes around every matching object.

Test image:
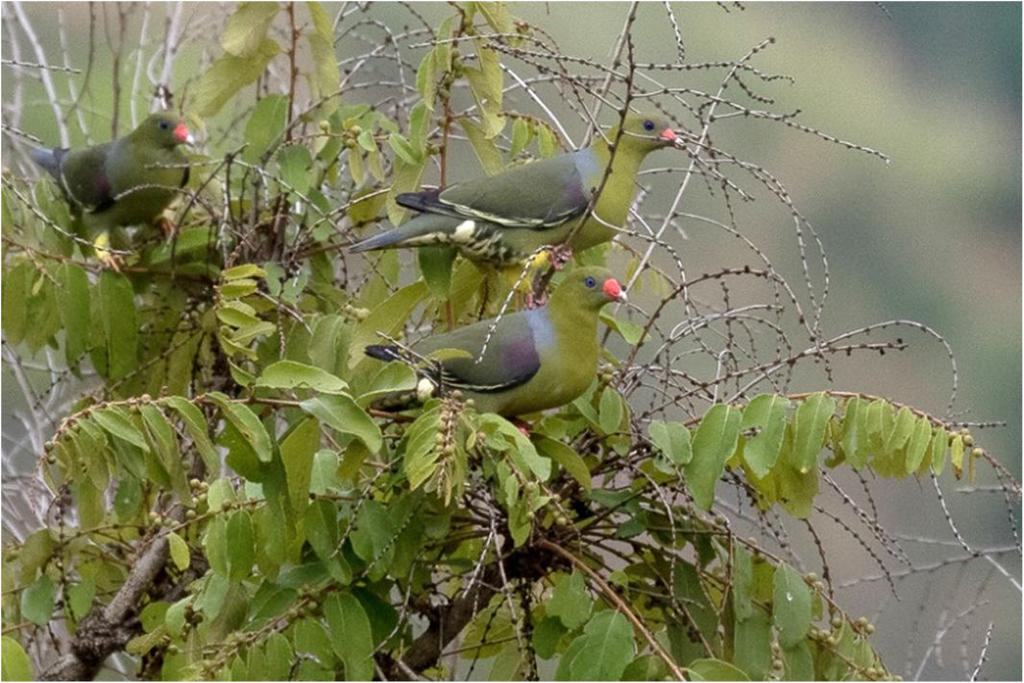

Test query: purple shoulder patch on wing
[499,337,541,377]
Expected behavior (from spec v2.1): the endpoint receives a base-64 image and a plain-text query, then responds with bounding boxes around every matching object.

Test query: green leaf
[386,157,428,225]
[309,449,340,494]
[193,38,280,118]
[350,499,395,565]
[225,264,268,283]
[684,404,742,510]
[510,116,530,156]
[459,117,504,175]
[359,362,418,406]
[304,499,340,562]
[885,406,916,454]
[324,593,375,680]
[648,420,692,466]
[772,564,811,648]
[294,618,335,666]
[418,247,456,299]
[207,392,273,463]
[204,515,229,577]
[535,435,591,493]
[66,580,95,620]
[164,596,189,638]
[775,433,819,519]
[388,133,420,165]
[162,396,220,476]
[21,574,56,626]
[598,387,626,435]
[532,616,567,660]
[622,655,668,682]
[221,2,279,57]
[547,572,591,629]
[864,398,891,451]
[403,406,443,490]
[463,42,504,137]
[1,636,33,681]
[349,280,428,368]
[905,416,933,472]
[782,641,814,681]
[792,392,836,473]
[278,144,314,195]
[950,434,965,478]
[599,310,644,345]
[18,529,55,581]
[226,511,255,582]
[733,611,772,680]
[139,404,187,498]
[300,395,382,453]
[92,407,149,452]
[243,95,289,163]
[732,546,755,622]
[348,187,387,228]
[741,394,790,477]
[1,260,31,344]
[408,101,429,155]
[307,2,341,98]
[477,1,513,32]
[168,532,190,571]
[557,610,634,681]
[479,414,551,480]
[840,397,869,469]
[97,270,138,380]
[255,360,348,394]
[56,262,90,367]
[281,417,320,516]
[930,427,949,475]
[416,47,438,108]
[537,125,559,157]
[689,658,751,681]
[263,633,294,681]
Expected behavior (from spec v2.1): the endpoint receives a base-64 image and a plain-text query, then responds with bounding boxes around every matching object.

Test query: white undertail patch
[416,377,437,402]
[453,220,476,242]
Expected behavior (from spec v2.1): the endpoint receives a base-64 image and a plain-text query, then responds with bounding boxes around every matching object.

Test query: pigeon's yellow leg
[93,231,123,271]
[154,210,177,238]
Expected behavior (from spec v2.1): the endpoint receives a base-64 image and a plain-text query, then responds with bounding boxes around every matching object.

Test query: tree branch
[39,530,171,681]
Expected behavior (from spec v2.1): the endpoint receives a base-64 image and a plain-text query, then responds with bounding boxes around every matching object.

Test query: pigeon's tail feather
[29,147,66,179]
[363,344,422,410]
[348,229,407,253]
[348,213,454,252]
[364,344,404,362]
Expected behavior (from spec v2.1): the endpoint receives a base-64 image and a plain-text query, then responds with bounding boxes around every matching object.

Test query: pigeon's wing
[412,311,543,393]
[58,143,116,213]
[397,152,595,231]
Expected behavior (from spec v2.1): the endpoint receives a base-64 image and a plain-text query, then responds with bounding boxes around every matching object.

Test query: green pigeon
[365,266,626,417]
[30,112,194,266]
[349,112,678,267]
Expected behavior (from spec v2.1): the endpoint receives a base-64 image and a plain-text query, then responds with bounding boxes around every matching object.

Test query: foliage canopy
[1,2,1018,681]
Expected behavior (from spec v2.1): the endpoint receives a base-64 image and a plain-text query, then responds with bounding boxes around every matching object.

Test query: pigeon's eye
[584,276,596,288]
[643,119,655,132]
[159,121,169,130]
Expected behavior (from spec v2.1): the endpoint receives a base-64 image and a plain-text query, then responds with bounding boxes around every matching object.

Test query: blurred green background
[3,1,1020,679]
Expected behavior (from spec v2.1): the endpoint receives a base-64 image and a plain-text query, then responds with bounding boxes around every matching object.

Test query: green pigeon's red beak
[658,128,677,143]
[174,123,194,145]
[603,278,626,302]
